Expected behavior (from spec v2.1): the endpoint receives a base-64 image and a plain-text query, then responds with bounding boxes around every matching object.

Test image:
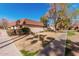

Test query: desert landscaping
[0,3,79,56]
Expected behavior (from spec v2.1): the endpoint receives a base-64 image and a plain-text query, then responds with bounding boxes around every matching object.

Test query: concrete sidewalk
[0,30,21,56]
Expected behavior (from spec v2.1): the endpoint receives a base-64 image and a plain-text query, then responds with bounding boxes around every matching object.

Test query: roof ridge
[20,18,41,23]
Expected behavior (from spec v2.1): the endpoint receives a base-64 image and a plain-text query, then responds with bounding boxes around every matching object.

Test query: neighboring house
[71,23,79,30]
[8,18,44,32]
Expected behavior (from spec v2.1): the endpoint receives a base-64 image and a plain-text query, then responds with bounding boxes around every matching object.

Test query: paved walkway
[0,30,21,56]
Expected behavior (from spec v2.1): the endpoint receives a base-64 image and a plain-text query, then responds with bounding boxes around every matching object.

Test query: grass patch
[20,50,38,56]
[67,30,75,36]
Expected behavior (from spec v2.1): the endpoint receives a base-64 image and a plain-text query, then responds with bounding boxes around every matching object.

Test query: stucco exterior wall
[29,27,44,33]
[8,25,44,33]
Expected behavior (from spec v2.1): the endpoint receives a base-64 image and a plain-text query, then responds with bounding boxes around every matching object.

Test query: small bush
[67,30,75,36]
[20,50,38,56]
[21,27,31,34]
[66,40,72,48]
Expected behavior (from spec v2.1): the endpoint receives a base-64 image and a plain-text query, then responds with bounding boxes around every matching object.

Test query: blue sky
[0,3,49,21]
[0,3,79,22]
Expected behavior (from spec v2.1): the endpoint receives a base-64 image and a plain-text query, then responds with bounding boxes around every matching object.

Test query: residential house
[71,23,79,30]
[8,18,44,33]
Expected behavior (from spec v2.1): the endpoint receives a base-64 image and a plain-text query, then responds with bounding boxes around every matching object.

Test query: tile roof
[8,21,16,27]
[19,18,44,26]
[8,18,44,27]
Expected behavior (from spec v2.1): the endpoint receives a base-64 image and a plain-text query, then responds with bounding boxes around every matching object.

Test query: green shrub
[67,30,75,36]
[20,50,38,56]
[21,27,31,34]
[66,40,72,47]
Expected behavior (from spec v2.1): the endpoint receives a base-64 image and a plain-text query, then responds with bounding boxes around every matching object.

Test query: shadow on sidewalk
[0,36,21,44]
[0,35,26,49]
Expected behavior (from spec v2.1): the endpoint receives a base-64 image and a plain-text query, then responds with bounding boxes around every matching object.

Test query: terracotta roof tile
[8,21,16,27]
[19,18,44,27]
[8,18,44,27]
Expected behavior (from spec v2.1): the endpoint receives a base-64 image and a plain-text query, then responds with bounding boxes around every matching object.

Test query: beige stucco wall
[29,27,44,33]
[8,26,44,33]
